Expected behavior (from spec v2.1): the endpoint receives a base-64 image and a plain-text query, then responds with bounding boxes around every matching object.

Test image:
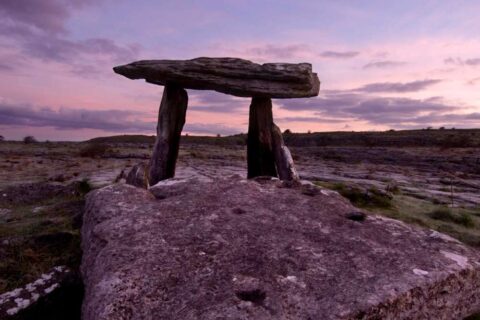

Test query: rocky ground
[0,138,479,318]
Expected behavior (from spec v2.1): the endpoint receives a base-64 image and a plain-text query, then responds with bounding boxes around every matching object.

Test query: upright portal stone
[247,97,277,178]
[149,85,188,185]
[272,124,299,181]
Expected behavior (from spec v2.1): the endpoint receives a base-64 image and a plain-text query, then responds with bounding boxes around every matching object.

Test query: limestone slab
[82,178,480,319]
[113,57,320,98]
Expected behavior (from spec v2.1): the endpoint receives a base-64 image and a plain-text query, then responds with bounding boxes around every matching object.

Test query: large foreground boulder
[82,178,480,319]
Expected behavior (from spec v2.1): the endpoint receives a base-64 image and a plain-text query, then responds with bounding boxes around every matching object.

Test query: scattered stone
[301,183,320,196]
[114,57,320,99]
[125,162,149,189]
[32,206,47,213]
[149,176,212,199]
[82,177,480,319]
[251,176,280,185]
[0,266,79,319]
[276,179,299,188]
[0,208,11,216]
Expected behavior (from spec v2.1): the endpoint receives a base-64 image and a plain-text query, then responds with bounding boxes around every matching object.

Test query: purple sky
[1,0,480,141]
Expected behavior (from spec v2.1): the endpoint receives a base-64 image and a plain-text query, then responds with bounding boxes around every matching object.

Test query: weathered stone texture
[148,84,188,185]
[82,178,480,319]
[247,97,277,178]
[125,162,149,188]
[272,123,299,181]
[113,57,320,98]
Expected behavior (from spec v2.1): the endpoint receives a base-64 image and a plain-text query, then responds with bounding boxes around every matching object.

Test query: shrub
[79,143,109,158]
[23,136,37,144]
[333,183,392,209]
[457,213,476,228]
[429,208,475,228]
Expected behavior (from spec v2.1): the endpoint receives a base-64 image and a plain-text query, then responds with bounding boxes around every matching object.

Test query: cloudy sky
[1,0,480,140]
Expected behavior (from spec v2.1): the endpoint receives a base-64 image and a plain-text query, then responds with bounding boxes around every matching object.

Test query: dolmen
[113,57,320,185]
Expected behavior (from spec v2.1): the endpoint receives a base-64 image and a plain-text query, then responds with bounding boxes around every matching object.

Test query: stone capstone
[113,57,320,98]
[82,177,480,319]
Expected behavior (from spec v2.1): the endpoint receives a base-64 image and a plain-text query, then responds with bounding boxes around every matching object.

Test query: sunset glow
[1,0,479,140]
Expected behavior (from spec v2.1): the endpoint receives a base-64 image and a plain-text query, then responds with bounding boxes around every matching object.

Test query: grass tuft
[429,208,475,228]
[330,183,393,209]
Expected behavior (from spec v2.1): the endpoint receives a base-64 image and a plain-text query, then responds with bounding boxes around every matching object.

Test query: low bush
[332,183,392,209]
[23,135,37,144]
[428,208,475,228]
[78,143,110,158]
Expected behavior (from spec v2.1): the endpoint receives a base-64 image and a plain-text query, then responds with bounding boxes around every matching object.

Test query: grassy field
[315,181,480,247]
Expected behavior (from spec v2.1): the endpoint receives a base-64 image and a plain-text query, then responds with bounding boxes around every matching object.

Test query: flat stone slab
[113,57,320,98]
[82,177,480,319]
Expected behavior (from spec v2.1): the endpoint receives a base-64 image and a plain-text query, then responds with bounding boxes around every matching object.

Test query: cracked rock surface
[82,177,480,320]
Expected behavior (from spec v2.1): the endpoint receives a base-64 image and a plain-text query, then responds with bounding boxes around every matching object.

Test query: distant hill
[86,129,480,148]
[87,134,246,146]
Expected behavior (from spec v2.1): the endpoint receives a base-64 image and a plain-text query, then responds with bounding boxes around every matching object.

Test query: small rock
[33,206,47,213]
[125,162,149,189]
[301,184,320,196]
[0,208,11,216]
[252,176,280,187]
